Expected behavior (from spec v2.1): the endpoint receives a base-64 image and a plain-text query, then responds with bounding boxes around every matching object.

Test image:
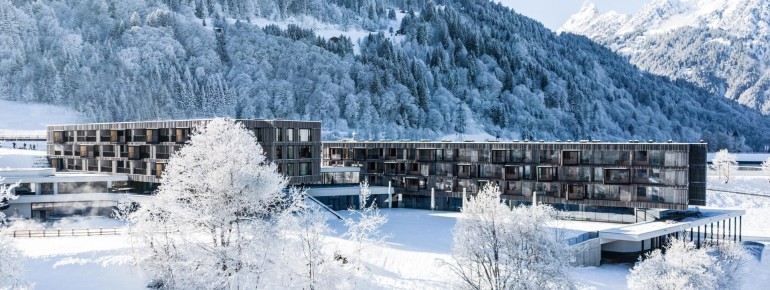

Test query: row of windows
[351,162,687,186]
[326,148,689,167]
[54,127,315,145]
[278,162,313,176]
[370,176,686,204]
[276,145,314,159]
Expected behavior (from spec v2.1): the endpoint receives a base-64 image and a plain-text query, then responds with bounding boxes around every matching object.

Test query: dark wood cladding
[47,119,322,187]
[322,141,706,211]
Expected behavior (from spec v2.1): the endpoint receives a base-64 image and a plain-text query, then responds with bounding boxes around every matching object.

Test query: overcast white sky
[498,1,652,30]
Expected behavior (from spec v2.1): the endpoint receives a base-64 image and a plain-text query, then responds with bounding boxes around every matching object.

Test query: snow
[244,11,408,55]
[5,206,770,289]
[0,99,81,136]
[0,147,47,168]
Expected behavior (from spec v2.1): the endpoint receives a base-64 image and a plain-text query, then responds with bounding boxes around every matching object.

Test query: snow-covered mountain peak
[560,0,770,115]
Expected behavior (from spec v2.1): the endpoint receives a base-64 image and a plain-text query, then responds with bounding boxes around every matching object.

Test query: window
[254,128,263,142]
[637,186,647,199]
[276,128,283,142]
[175,128,188,143]
[634,169,649,183]
[562,151,579,165]
[299,129,311,142]
[287,146,295,159]
[299,162,311,176]
[537,166,558,181]
[53,131,66,144]
[286,163,295,176]
[299,146,312,158]
[286,128,294,141]
[604,169,630,184]
[276,146,283,159]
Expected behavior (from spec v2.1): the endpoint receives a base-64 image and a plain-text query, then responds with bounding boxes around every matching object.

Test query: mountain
[0,0,769,151]
[561,0,770,115]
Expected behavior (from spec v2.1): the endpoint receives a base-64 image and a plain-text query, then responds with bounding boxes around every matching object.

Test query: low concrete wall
[572,238,601,267]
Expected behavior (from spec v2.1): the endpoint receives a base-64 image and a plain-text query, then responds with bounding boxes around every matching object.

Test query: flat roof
[46,118,320,127]
[323,140,703,146]
[599,208,745,242]
[306,185,390,197]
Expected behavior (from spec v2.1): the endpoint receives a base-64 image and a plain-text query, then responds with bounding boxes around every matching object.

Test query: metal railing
[3,227,127,238]
[566,231,598,246]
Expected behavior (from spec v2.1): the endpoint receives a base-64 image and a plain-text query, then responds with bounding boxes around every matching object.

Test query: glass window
[604,169,630,184]
[276,146,283,159]
[286,163,295,176]
[276,128,283,142]
[297,146,311,159]
[562,151,579,165]
[287,146,295,159]
[299,129,311,142]
[286,128,294,142]
[537,166,558,181]
[593,167,603,182]
[299,162,311,176]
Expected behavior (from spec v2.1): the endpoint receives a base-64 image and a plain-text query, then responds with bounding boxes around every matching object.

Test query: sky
[498,0,652,30]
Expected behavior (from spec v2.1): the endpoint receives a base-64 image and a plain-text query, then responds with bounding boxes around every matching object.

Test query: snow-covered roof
[599,208,745,242]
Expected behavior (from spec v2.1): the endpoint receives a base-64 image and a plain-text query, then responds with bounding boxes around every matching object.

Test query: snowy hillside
[0,100,81,136]
[2,0,770,149]
[561,0,770,115]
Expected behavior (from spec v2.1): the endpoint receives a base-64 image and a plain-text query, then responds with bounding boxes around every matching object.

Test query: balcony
[133,135,147,143]
[116,168,131,174]
[134,168,147,175]
[102,151,115,157]
[156,153,171,159]
[100,167,112,173]
[111,136,126,143]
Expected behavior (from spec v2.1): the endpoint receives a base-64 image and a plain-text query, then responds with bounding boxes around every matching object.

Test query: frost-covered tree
[128,118,288,289]
[343,181,388,282]
[0,179,25,289]
[275,187,352,290]
[762,157,770,183]
[628,239,750,290]
[712,149,737,183]
[450,183,574,290]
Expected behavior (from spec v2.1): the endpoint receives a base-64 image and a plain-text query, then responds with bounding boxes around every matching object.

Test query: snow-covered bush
[712,149,737,183]
[0,234,25,289]
[275,188,352,289]
[128,118,289,289]
[450,183,573,290]
[628,239,750,290]
[343,181,388,282]
[0,179,25,289]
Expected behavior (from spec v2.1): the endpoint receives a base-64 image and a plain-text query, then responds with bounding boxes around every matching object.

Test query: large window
[604,169,630,184]
[562,151,579,165]
[276,146,283,159]
[286,128,294,142]
[537,166,558,181]
[299,162,311,176]
[299,146,313,159]
[276,128,283,142]
[286,163,295,176]
[287,146,295,159]
[299,129,311,142]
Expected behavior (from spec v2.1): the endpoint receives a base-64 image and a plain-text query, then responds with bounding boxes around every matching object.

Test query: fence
[3,227,127,238]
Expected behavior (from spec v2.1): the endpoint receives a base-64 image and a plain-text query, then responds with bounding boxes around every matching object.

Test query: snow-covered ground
[0,147,47,168]
[6,206,770,289]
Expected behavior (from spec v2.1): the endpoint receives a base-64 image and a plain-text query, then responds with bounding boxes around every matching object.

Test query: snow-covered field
[6,206,769,289]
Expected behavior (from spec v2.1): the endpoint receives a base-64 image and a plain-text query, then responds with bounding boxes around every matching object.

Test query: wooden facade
[47,119,322,192]
[323,141,708,211]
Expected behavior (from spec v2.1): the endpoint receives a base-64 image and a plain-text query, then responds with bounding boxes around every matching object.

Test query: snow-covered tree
[712,149,738,183]
[0,179,24,289]
[128,118,288,289]
[762,157,770,183]
[275,187,351,289]
[343,181,388,282]
[450,183,574,290]
[628,239,750,290]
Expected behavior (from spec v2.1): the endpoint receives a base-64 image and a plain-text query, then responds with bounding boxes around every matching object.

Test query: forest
[1,0,768,151]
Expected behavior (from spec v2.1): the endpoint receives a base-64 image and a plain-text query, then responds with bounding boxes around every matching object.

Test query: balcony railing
[133,136,147,142]
[156,153,171,159]
[116,168,130,174]
[134,169,147,175]
[102,152,115,157]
